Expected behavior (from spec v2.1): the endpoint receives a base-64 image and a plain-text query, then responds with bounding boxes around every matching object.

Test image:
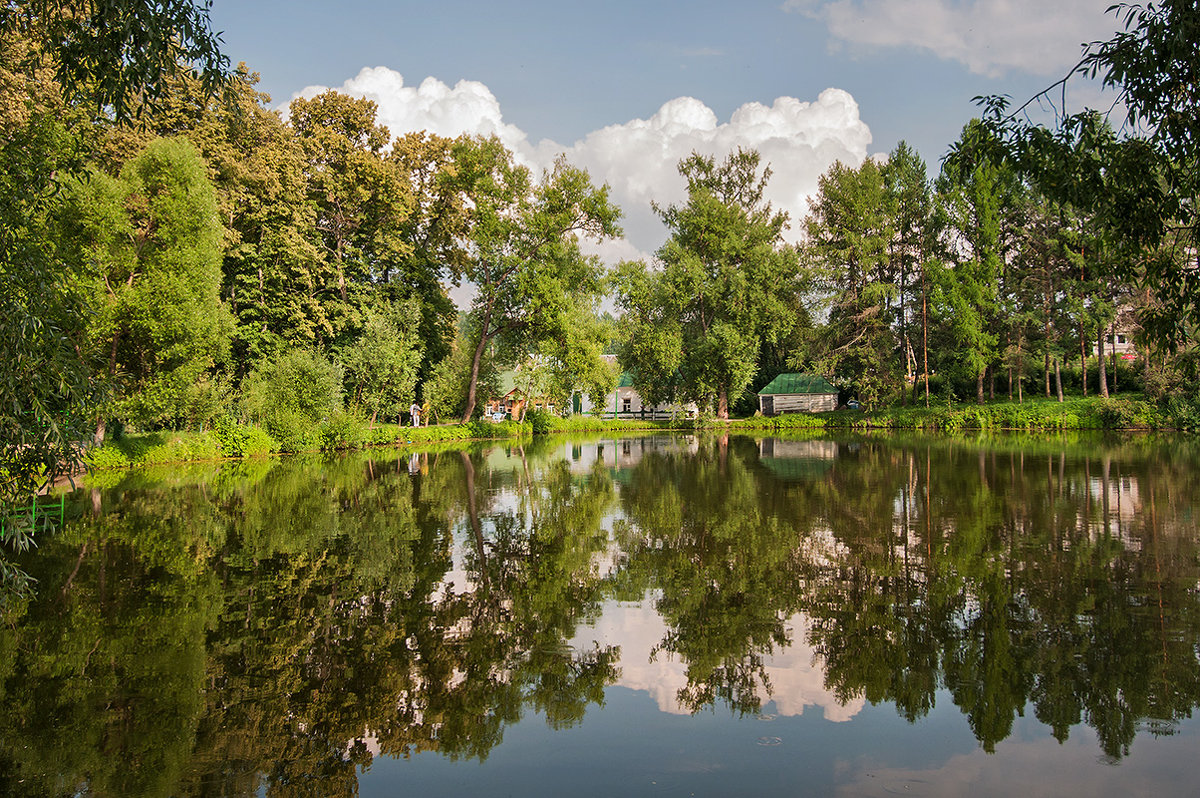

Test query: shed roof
[758,373,837,396]
[616,372,635,388]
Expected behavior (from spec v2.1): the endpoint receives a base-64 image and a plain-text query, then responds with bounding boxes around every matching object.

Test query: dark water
[2,431,1199,797]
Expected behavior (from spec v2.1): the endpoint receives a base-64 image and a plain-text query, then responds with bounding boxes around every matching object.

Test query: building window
[622,397,631,413]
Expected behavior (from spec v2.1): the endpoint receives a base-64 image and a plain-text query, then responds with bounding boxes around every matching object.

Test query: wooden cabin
[757,373,838,415]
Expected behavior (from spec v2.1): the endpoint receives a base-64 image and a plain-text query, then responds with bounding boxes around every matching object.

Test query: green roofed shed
[757,373,838,415]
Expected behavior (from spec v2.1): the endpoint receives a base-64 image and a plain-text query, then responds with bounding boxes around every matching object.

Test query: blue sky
[208,0,1122,257]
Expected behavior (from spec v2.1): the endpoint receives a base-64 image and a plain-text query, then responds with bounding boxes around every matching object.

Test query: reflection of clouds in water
[574,601,863,721]
[833,722,1200,797]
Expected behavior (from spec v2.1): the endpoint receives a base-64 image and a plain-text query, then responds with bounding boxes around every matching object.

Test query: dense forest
[2,1,1199,511]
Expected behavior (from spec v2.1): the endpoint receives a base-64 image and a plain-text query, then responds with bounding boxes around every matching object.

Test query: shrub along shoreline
[84,395,1186,472]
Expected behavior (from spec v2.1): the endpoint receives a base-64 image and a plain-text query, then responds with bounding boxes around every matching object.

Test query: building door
[762,395,774,415]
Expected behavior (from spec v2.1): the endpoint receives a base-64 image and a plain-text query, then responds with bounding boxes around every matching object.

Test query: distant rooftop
[758,373,837,395]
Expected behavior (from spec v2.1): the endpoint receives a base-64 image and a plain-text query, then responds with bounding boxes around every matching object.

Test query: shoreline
[76,394,1186,474]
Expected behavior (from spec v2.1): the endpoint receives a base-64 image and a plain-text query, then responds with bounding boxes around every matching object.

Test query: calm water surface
[2,432,1199,797]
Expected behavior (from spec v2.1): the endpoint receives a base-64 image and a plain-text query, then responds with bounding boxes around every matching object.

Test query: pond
[2,431,1199,797]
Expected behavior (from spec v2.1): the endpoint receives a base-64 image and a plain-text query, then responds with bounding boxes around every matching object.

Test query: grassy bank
[829,395,1166,432]
[85,417,535,471]
[84,394,1187,472]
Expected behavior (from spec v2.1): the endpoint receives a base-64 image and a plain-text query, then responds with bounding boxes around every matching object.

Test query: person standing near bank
[409,401,421,428]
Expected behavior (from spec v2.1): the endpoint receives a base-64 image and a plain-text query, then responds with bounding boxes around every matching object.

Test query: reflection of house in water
[562,435,700,474]
[757,438,837,481]
[1089,473,1141,522]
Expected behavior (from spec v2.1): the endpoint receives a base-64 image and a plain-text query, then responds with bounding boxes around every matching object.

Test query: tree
[1,0,229,121]
[0,0,228,589]
[452,137,621,422]
[289,90,414,346]
[542,299,618,412]
[978,1,1200,348]
[619,149,799,418]
[938,123,1025,403]
[800,157,898,406]
[341,298,422,426]
[614,260,685,409]
[883,142,938,405]
[61,137,233,432]
[0,52,98,564]
[423,324,501,423]
[391,132,476,387]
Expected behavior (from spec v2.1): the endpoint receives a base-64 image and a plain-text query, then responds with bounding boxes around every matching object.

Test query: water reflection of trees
[2,433,1199,795]
[612,433,1200,760]
[612,435,813,715]
[792,435,1200,758]
[0,443,620,797]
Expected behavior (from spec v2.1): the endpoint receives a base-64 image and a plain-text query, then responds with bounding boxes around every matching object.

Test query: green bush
[85,430,225,470]
[243,348,343,451]
[540,415,667,433]
[214,418,277,457]
[527,409,555,435]
[318,413,368,451]
[240,426,276,457]
[831,395,1164,432]
[85,445,131,471]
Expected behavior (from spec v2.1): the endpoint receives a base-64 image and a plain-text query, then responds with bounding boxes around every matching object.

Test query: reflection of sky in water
[360,684,1200,798]
[361,435,1200,796]
[574,600,864,722]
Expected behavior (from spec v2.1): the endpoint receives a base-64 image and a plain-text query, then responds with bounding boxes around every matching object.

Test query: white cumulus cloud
[557,89,872,250]
[785,0,1120,78]
[292,68,874,258]
[293,66,534,161]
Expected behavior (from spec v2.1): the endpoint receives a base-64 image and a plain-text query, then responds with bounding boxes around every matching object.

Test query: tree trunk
[1080,322,1088,397]
[717,388,729,420]
[1044,269,1052,397]
[461,301,494,423]
[1055,358,1064,402]
[1006,329,1013,400]
[1142,286,1152,388]
[1097,325,1109,398]
[922,277,930,408]
[1110,319,1118,393]
[1016,338,1023,404]
[976,369,985,405]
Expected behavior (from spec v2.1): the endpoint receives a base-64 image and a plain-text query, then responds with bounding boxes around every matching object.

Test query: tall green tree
[0,44,98,550]
[978,1,1200,348]
[452,137,621,422]
[883,142,938,405]
[391,131,475,388]
[98,65,331,372]
[0,1,229,593]
[289,90,414,346]
[937,124,1024,402]
[61,137,232,432]
[619,149,799,418]
[801,157,897,406]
